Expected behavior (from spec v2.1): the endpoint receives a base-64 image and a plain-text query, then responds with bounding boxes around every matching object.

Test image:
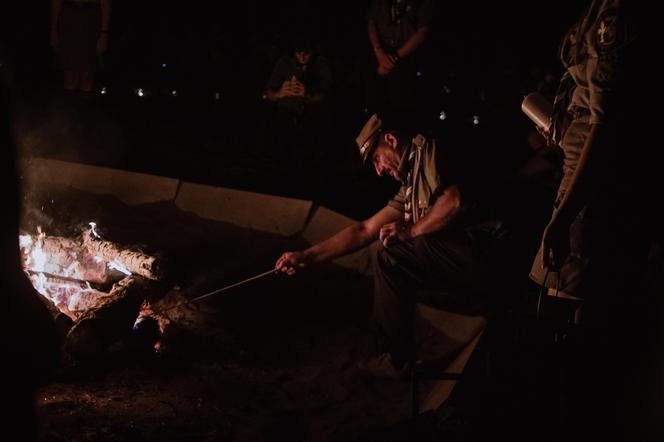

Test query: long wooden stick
[157,268,278,313]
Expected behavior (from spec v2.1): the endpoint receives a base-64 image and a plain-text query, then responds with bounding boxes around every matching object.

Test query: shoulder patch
[596,8,619,48]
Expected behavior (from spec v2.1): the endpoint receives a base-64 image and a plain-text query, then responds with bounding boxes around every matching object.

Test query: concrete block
[415,304,488,412]
[301,205,373,275]
[22,158,179,205]
[416,304,488,342]
[420,330,485,413]
[175,182,312,236]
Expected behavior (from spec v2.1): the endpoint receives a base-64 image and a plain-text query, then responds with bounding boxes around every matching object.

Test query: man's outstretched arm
[276,205,402,274]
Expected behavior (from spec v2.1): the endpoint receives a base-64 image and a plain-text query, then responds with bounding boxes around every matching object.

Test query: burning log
[26,271,113,321]
[40,236,80,265]
[20,233,110,284]
[29,271,91,291]
[82,230,162,281]
[20,226,168,359]
[65,276,154,359]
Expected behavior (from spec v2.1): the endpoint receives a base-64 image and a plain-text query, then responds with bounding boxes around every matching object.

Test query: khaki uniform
[371,133,510,364]
[530,0,645,297]
[366,0,433,124]
[387,134,441,223]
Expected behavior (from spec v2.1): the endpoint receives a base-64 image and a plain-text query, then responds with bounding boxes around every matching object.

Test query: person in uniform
[50,0,112,92]
[531,0,644,301]
[366,0,432,127]
[275,113,511,376]
[530,1,648,438]
[261,34,333,163]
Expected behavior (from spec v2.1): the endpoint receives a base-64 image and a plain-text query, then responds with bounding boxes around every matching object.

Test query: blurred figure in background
[50,0,112,92]
[261,33,333,165]
[366,0,432,129]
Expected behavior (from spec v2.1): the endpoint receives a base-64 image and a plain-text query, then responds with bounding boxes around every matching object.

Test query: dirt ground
[23,186,421,442]
[24,184,664,442]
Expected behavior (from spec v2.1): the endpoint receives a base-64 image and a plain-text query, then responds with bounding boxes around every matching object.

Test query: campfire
[19,222,168,359]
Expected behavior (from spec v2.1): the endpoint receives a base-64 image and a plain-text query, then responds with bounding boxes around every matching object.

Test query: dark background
[0,1,584,219]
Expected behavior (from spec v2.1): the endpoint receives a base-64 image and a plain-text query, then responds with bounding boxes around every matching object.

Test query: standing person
[50,0,112,92]
[261,34,333,164]
[529,1,647,439]
[275,113,512,376]
[366,0,432,128]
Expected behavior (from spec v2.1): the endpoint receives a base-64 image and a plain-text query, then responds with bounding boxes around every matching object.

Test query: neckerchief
[396,143,417,222]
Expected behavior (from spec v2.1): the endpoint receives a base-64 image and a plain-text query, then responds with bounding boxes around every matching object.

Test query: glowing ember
[18,223,158,321]
[108,260,132,276]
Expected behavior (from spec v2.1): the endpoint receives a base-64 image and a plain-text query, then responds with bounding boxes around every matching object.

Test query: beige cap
[355,114,383,164]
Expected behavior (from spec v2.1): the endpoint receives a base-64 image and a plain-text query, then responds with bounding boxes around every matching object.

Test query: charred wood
[65,276,154,359]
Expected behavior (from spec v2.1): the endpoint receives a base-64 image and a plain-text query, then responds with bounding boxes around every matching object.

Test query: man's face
[372,139,401,181]
[294,50,312,65]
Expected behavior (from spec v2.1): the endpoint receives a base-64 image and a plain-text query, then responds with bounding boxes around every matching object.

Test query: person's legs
[298,102,330,166]
[372,242,417,366]
[365,61,388,115]
[386,56,419,127]
[372,231,492,366]
[64,70,79,91]
[58,4,100,93]
[259,105,297,161]
[79,71,95,92]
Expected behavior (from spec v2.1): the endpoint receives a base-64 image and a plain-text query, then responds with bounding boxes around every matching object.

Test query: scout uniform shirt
[387,134,446,224]
[387,133,506,248]
[368,0,433,52]
[530,0,641,296]
[554,0,637,192]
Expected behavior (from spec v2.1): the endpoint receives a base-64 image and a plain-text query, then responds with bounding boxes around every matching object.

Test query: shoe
[357,352,410,380]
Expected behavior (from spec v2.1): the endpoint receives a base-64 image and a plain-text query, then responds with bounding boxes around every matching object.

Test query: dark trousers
[258,100,330,164]
[365,55,421,128]
[372,228,508,365]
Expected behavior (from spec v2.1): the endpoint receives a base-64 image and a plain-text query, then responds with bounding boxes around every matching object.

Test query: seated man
[275,113,513,376]
[260,35,333,163]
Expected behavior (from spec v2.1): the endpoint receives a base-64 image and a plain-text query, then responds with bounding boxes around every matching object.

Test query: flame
[18,223,165,348]
[19,225,111,320]
[20,227,47,273]
[89,222,101,239]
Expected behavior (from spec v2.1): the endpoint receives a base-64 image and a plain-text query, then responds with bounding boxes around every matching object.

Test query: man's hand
[275,251,310,275]
[377,64,392,76]
[290,79,305,97]
[375,48,396,74]
[278,77,298,98]
[379,221,412,247]
[535,124,549,139]
[277,81,297,99]
[540,217,570,270]
[277,76,305,98]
